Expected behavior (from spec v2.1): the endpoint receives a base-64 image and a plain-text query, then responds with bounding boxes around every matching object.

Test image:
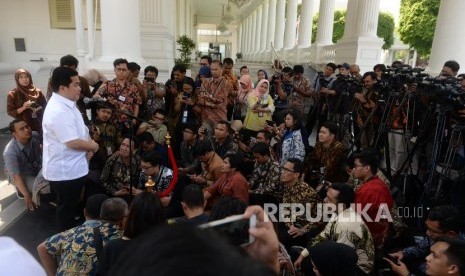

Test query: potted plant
[236,52,243,60]
[175,35,196,69]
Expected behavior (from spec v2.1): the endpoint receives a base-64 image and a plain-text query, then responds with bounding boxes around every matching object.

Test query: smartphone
[266,120,276,126]
[384,254,400,266]
[144,76,155,83]
[199,214,257,246]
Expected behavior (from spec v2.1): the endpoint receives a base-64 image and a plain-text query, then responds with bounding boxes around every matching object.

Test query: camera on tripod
[417,76,465,110]
[317,72,330,88]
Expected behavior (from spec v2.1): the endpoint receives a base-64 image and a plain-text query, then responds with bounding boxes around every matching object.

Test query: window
[49,0,101,29]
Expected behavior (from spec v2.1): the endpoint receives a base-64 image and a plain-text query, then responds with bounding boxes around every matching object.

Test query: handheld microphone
[83,97,106,104]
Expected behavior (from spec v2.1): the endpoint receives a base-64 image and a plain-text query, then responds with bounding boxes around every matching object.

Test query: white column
[341,0,359,40]
[315,0,335,45]
[251,11,258,52]
[238,24,243,54]
[355,0,380,37]
[100,0,142,60]
[255,7,262,52]
[247,16,253,55]
[274,0,285,50]
[74,0,86,70]
[428,0,465,75]
[267,0,277,51]
[284,0,298,49]
[260,1,269,52]
[298,0,315,48]
[178,0,186,36]
[85,0,95,60]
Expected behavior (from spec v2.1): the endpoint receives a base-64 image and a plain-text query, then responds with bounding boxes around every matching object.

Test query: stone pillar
[255,6,263,53]
[333,0,383,72]
[100,0,142,61]
[85,0,95,60]
[74,0,86,71]
[260,1,269,52]
[251,11,258,53]
[355,0,380,38]
[238,24,243,55]
[274,0,285,50]
[428,0,465,75]
[177,0,186,36]
[341,0,358,40]
[284,0,298,49]
[247,16,253,56]
[315,0,335,46]
[267,0,277,51]
[298,0,315,48]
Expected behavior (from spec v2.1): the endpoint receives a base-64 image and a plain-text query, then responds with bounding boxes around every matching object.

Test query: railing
[323,44,336,64]
[270,42,292,69]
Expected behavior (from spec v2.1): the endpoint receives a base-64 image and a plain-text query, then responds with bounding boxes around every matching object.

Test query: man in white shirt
[42,67,99,231]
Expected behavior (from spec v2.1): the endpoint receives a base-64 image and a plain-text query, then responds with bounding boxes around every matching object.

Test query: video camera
[317,72,331,88]
[417,76,465,111]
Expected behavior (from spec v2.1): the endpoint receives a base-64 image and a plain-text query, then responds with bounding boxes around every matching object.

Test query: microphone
[83,97,106,104]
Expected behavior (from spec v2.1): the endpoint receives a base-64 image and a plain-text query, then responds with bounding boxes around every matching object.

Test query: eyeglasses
[140,165,153,171]
[153,116,165,121]
[282,166,296,173]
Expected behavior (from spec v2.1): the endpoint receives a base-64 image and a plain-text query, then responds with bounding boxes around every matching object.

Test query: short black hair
[113,58,129,68]
[153,108,166,117]
[240,66,248,72]
[428,205,462,233]
[144,65,159,77]
[128,62,141,72]
[100,197,128,223]
[251,142,270,156]
[124,191,166,239]
[443,60,460,74]
[217,120,231,133]
[193,140,213,157]
[85,194,109,219]
[285,109,303,131]
[293,65,304,74]
[183,77,196,88]
[373,64,386,72]
[223,153,242,169]
[326,63,337,72]
[329,183,355,206]
[122,135,140,149]
[209,197,247,221]
[200,55,212,64]
[173,64,187,74]
[353,148,379,175]
[363,71,377,81]
[108,223,275,275]
[8,119,26,133]
[435,236,465,274]
[320,121,339,136]
[391,61,404,68]
[139,132,155,144]
[183,122,199,135]
[282,66,293,75]
[257,129,272,142]
[96,102,115,111]
[211,60,223,67]
[286,158,304,174]
[141,150,163,167]
[181,184,205,209]
[60,54,79,67]
[223,57,234,66]
[51,67,79,92]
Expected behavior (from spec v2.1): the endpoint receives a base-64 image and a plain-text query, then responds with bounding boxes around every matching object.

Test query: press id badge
[118,95,126,102]
[106,146,113,156]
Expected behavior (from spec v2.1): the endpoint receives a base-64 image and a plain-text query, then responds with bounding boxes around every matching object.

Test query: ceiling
[192,0,248,30]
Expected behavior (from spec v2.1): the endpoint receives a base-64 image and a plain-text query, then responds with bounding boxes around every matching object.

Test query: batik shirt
[198,76,231,124]
[138,166,174,196]
[101,154,140,195]
[249,159,282,200]
[282,180,321,232]
[45,220,122,276]
[89,119,121,171]
[307,208,375,274]
[97,79,142,124]
[280,130,306,165]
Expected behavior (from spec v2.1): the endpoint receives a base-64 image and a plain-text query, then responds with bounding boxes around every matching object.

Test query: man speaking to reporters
[42,67,99,231]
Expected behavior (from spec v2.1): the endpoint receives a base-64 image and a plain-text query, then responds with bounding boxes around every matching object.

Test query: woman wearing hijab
[233,74,254,121]
[7,69,46,133]
[243,79,275,137]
